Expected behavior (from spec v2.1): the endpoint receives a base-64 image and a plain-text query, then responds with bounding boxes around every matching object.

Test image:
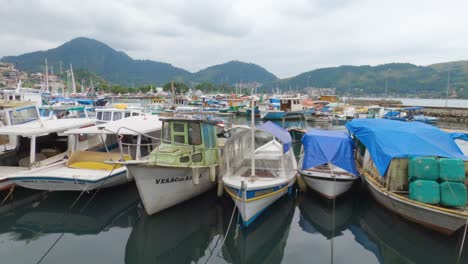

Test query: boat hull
[128,165,215,215]
[224,180,295,226]
[301,173,356,199]
[363,174,467,235]
[10,169,129,191]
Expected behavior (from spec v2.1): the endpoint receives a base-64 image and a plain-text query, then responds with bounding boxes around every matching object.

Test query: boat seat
[67,151,131,171]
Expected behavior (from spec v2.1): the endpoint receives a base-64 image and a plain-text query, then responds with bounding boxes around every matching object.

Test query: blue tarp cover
[346,119,467,176]
[257,121,292,153]
[451,132,468,141]
[383,111,401,117]
[301,129,358,175]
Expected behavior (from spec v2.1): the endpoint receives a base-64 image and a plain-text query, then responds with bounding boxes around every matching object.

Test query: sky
[1,0,467,78]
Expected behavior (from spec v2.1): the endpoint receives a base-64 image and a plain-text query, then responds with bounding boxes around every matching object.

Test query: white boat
[222,121,297,226]
[122,117,223,215]
[0,116,96,191]
[7,115,162,191]
[95,105,143,124]
[298,129,359,199]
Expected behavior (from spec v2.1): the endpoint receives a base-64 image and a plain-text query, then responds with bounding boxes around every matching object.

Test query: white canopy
[65,115,162,136]
[0,119,95,137]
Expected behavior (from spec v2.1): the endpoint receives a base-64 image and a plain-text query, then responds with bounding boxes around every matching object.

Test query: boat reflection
[125,191,222,264]
[298,191,355,239]
[358,195,468,264]
[221,196,295,264]
[0,184,140,240]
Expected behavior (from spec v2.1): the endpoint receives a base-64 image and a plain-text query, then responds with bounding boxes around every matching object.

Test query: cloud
[0,0,467,77]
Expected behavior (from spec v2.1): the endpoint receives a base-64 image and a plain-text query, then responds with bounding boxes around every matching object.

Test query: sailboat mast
[70,64,76,94]
[445,71,450,109]
[251,88,255,177]
[45,58,49,92]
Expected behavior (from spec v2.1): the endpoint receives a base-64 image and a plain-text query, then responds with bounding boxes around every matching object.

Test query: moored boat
[298,129,359,198]
[222,121,297,226]
[346,119,468,235]
[124,117,223,215]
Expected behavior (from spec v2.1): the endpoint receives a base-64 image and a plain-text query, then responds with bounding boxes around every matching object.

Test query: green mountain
[193,60,278,84]
[1,37,190,86]
[1,37,278,87]
[269,63,467,98]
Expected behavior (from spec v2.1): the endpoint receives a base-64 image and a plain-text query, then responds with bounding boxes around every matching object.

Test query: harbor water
[0,117,467,264]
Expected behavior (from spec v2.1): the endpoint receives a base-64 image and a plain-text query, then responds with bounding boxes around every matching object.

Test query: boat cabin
[95,106,142,123]
[279,98,305,112]
[39,105,91,120]
[149,118,220,168]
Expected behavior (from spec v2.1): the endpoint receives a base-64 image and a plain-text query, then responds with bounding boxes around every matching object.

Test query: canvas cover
[301,129,358,175]
[346,119,467,176]
[257,121,292,153]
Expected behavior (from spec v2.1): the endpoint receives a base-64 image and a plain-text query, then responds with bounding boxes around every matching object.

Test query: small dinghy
[298,130,359,198]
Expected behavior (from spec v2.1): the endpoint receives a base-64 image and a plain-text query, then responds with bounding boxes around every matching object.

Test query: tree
[163,82,189,93]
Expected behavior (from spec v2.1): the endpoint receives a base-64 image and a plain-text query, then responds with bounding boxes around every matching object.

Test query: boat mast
[70,64,77,94]
[251,88,255,177]
[44,58,49,93]
[445,70,450,109]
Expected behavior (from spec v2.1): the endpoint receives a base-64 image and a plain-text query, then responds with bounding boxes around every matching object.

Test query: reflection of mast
[70,64,76,94]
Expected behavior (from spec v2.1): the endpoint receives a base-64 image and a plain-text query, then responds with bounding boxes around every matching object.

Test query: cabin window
[132,112,139,116]
[113,112,122,120]
[125,112,131,118]
[173,123,185,133]
[162,122,171,143]
[103,112,112,121]
[192,153,202,162]
[202,124,216,149]
[78,111,86,118]
[188,122,202,145]
[171,122,187,144]
[9,107,39,125]
[97,111,103,120]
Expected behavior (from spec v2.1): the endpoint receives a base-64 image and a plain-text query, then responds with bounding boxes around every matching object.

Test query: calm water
[0,118,467,264]
[356,97,468,108]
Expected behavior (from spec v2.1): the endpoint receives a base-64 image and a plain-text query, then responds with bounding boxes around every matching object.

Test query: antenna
[70,64,76,94]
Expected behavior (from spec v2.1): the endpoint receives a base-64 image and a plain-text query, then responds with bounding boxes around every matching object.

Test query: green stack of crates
[408,157,440,204]
[438,158,466,207]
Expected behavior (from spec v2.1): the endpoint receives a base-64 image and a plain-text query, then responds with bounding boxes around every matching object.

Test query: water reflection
[125,191,222,264]
[0,184,140,240]
[222,196,295,264]
[298,192,355,239]
[358,194,468,264]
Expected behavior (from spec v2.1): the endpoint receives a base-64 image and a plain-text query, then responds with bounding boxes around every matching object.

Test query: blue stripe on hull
[262,111,285,120]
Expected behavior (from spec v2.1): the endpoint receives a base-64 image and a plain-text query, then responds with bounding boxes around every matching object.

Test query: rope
[35,186,88,264]
[329,163,336,264]
[0,185,15,206]
[79,164,119,213]
[457,217,468,264]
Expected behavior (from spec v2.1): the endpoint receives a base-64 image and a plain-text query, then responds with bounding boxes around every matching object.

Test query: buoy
[192,167,199,185]
[209,166,216,182]
[296,173,308,192]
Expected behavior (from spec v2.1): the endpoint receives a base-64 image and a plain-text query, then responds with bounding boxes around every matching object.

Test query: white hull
[128,165,216,215]
[301,173,356,198]
[9,161,130,191]
[363,174,467,234]
[224,179,295,226]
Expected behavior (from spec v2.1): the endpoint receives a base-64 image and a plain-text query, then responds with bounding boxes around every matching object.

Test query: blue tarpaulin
[346,119,467,176]
[257,121,292,153]
[451,133,468,141]
[301,129,358,175]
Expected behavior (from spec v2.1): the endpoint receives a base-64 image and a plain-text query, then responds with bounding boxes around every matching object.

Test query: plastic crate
[408,157,439,181]
[440,181,467,207]
[439,158,466,182]
[409,180,440,205]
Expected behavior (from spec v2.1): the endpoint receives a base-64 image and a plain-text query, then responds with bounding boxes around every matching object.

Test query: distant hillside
[1,37,190,86]
[1,38,278,87]
[269,63,468,98]
[193,60,278,85]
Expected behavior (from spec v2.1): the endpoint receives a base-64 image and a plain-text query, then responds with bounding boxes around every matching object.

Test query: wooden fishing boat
[222,121,297,226]
[347,119,468,235]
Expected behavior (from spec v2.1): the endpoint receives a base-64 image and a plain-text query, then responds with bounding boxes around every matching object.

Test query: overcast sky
[1,0,467,78]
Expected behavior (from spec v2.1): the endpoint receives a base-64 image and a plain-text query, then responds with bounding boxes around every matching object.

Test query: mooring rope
[0,185,15,206]
[457,217,468,264]
[35,186,88,264]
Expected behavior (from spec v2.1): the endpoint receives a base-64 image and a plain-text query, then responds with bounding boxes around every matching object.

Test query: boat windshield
[162,121,202,145]
[9,106,39,125]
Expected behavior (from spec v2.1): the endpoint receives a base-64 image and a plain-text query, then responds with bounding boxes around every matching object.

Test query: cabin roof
[159,117,219,125]
[65,115,162,135]
[0,118,95,137]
